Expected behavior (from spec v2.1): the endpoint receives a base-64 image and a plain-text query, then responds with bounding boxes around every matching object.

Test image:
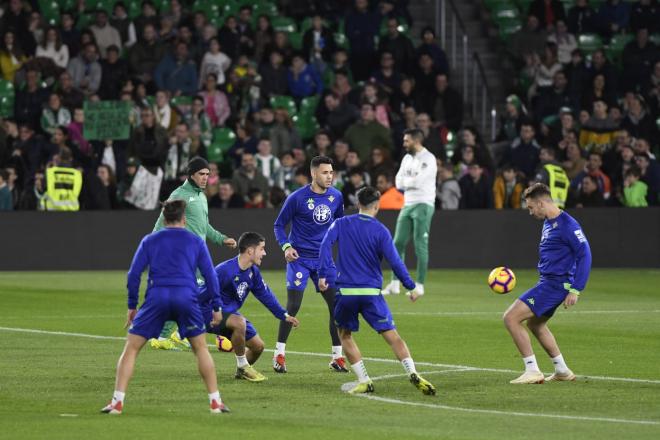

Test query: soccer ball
[216,335,233,352]
[488,267,516,294]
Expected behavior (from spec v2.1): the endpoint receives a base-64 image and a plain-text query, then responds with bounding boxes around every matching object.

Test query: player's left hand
[223,237,237,249]
[318,278,328,292]
[210,310,223,327]
[563,292,579,309]
[125,309,137,329]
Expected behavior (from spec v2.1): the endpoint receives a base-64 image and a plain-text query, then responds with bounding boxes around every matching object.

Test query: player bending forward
[101,200,229,414]
[503,183,592,384]
[318,186,436,395]
[198,232,300,382]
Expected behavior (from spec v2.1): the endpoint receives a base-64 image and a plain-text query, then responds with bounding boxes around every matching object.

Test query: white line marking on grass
[59,414,79,417]
[395,309,660,317]
[341,371,660,426]
[2,326,660,385]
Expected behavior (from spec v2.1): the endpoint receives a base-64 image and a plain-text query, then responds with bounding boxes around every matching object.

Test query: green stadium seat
[515,0,534,13]
[559,0,576,13]
[292,114,320,141]
[650,34,660,46]
[334,33,349,50]
[492,5,520,21]
[0,79,15,118]
[578,33,603,54]
[299,95,320,117]
[288,31,303,51]
[271,16,297,33]
[379,17,410,37]
[484,0,516,12]
[253,2,279,18]
[606,34,634,66]
[498,17,522,42]
[208,128,237,163]
[128,0,142,20]
[270,95,297,116]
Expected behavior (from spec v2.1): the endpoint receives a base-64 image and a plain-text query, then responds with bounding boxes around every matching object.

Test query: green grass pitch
[0,269,659,440]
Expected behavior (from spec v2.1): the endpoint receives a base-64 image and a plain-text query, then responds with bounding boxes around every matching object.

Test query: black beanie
[187,157,210,176]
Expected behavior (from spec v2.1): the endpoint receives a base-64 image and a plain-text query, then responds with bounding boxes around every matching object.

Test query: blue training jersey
[205,257,288,320]
[318,214,416,291]
[274,185,344,259]
[126,228,221,310]
[538,211,592,291]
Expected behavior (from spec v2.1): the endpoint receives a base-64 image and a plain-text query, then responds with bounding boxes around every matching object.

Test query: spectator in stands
[96,164,119,209]
[236,5,255,56]
[134,1,159,42]
[14,69,49,129]
[371,51,402,96]
[41,94,71,136]
[184,96,212,148]
[99,45,128,100]
[259,50,289,99]
[0,0,35,56]
[493,165,524,209]
[232,152,269,200]
[111,2,137,49]
[437,162,461,210]
[459,163,493,209]
[567,0,597,34]
[116,157,138,209]
[302,14,336,66]
[621,94,658,141]
[287,53,323,101]
[415,112,446,161]
[509,15,547,68]
[162,121,193,196]
[622,28,658,91]
[306,130,333,159]
[267,31,295,66]
[67,108,92,159]
[199,38,232,88]
[324,48,353,88]
[641,60,660,117]
[581,73,616,111]
[589,49,619,97]
[128,107,168,172]
[67,42,102,96]
[366,146,396,184]
[0,31,26,82]
[270,108,302,157]
[535,71,573,121]
[209,179,244,208]
[597,0,631,38]
[245,188,265,208]
[360,82,390,127]
[200,73,231,127]
[631,0,660,33]
[376,172,404,210]
[331,138,350,174]
[533,146,570,206]
[502,121,541,179]
[36,26,69,68]
[0,168,12,210]
[390,76,417,117]
[454,145,477,179]
[531,42,562,97]
[273,151,298,195]
[153,90,178,132]
[546,20,577,65]
[18,170,46,210]
[572,151,612,199]
[547,107,577,151]
[564,49,590,106]
[342,167,368,208]
[573,174,606,207]
[379,17,415,76]
[633,137,657,159]
[218,15,241,61]
[496,95,527,144]
[622,166,649,207]
[255,138,281,186]
[154,40,198,96]
[432,73,464,132]
[317,92,359,139]
[344,103,394,161]
[579,100,619,149]
[14,123,52,178]
[458,127,494,174]
[128,24,165,87]
[90,10,122,59]
[254,14,274,64]
[529,0,566,30]
[635,152,660,204]
[416,27,449,76]
[562,137,587,180]
[345,0,381,81]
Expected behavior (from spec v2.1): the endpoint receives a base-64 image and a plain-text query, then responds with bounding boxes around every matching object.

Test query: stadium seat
[288,31,303,50]
[153,0,169,12]
[253,2,279,18]
[380,18,410,37]
[292,114,320,141]
[299,95,320,117]
[492,4,520,21]
[271,16,297,33]
[128,0,141,19]
[515,0,534,13]
[559,0,576,13]
[0,79,15,118]
[208,128,237,163]
[578,33,603,54]
[270,95,297,116]
[484,0,515,13]
[39,0,60,25]
[606,34,634,66]
[498,17,522,42]
[334,33,349,50]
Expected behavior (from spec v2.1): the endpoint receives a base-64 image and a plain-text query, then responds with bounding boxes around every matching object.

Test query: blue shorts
[286,257,336,292]
[200,304,257,341]
[519,280,569,318]
[334,293,396,333]
[129,287,206,339]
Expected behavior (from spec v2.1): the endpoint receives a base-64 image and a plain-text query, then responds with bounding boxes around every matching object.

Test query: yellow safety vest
[45,166,83,211]
[544,164,569,208]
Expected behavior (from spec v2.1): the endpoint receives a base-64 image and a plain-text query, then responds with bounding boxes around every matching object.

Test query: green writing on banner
[83,101,131,140]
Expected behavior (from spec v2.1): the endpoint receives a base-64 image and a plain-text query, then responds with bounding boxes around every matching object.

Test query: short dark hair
[357,186,381,207]
[540,146,556,158]
[523,183,552,200]
[403,128,424,141]
[376,172,393,183]
[310,155,333,169]
[238,232,265,253]
[0,169,8,182]
[161,199,187,224]
[625,166,642,179]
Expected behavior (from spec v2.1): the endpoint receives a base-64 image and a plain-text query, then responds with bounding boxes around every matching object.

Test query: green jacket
[153,179,227,244]
[623,181,648,208]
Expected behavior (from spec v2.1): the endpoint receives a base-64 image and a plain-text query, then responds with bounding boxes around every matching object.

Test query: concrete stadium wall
[0,208,658,271]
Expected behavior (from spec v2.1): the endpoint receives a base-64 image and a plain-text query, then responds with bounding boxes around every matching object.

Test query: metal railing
[436,0,498,140]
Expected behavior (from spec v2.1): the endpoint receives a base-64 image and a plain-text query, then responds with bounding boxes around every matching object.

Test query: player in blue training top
[318,186,437,396]
[198,232,300,382]
[272,155,346,373]
[101,200,229,415]
[503,183,592,384]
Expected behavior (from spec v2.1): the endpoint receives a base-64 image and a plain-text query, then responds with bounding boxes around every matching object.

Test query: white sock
[236,354,249,368]
[112,390,125,404]
[331,345,343,360]
[351,360,371,383]
[523,354,540,372]
[401,357,417,375]
[208,391,221,404]
[551,354,569,374]
[275,342,286,356]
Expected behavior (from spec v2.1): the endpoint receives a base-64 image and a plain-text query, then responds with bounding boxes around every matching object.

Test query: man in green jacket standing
[150,157,237,350]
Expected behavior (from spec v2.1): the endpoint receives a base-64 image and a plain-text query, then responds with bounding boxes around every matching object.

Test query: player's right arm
[126,236,150,310]
[274,192,299,261]
[380,226,416,291]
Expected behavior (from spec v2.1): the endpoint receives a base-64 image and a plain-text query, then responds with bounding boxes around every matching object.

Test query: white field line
[1,326,660,385]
